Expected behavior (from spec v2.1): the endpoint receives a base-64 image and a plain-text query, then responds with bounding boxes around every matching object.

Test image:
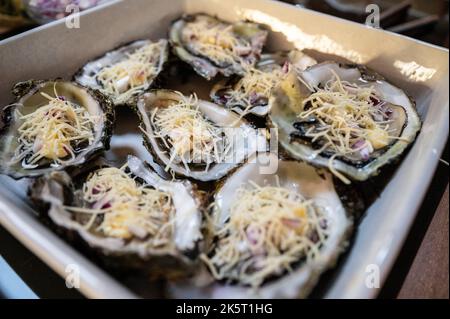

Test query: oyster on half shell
[168,153,352,298]
[269,62,421,182]
[210,50,317,116]
[75,39,169,106]
[137,89,265,182]
[169,14,268,80]
[0,80,114,179]
[29,156,204,277]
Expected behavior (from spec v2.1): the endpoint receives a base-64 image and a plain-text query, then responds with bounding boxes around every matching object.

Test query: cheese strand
[66,165,175,245]
[202,182,328,288]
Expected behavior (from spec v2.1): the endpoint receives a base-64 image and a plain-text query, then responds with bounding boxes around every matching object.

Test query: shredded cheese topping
[222,65,286,115]
[201,181,328,288]
[182,17,252,68]
[297,71,401,184]
[66,166,175,245]
[96,42,164,104]
[147,93,231,173]
[10,86,97,169]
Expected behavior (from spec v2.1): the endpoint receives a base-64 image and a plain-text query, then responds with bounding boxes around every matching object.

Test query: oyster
[168,153,352,298]
[210,50,317,116]
[0,80,114,179]
[137,89,265,182]
[269,62,421,182]
[29,156,204,277]
[75,39,169,106]
[169,14,268,80]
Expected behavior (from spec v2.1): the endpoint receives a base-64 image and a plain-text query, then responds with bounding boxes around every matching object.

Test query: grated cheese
[96,42,165,104]
[222,65,286,115]
[146,93,230,173]
[181,17,252,69]
[66,165,175,245]
[10,86,97,169]
[201,181,328,288]
[297,70,404,184]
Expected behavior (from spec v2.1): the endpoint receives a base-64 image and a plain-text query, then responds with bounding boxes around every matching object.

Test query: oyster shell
[210,50,317,116]
[168,153,352,298]
[169,14,268,80]
[136,89,265,182]
[0,80,114,179]
[75,39,169,106]
[269,62,422,182]
[29,156,204,277]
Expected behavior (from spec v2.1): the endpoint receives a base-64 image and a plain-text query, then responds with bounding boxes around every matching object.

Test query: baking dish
[0,0,448,298]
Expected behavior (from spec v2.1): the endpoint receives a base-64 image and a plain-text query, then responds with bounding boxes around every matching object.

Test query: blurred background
[1,0,449,46]
[286,0,449,47]
[0,0,111,38]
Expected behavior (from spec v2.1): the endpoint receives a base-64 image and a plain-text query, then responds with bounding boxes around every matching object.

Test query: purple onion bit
[282,61,290,74]
[352,139,371,161]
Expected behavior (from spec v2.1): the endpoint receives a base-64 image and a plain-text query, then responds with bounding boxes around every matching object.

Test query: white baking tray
[0,0,448,299]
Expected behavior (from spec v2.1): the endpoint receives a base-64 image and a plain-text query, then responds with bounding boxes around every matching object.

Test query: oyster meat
[29,156,204,276]
[269,62,421,182]
[137,89,265,182]
[75,39,169,106]
[168,153,352,298]
[169,14,268,80]
[210,50,317,116]
[0,80,114,179]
